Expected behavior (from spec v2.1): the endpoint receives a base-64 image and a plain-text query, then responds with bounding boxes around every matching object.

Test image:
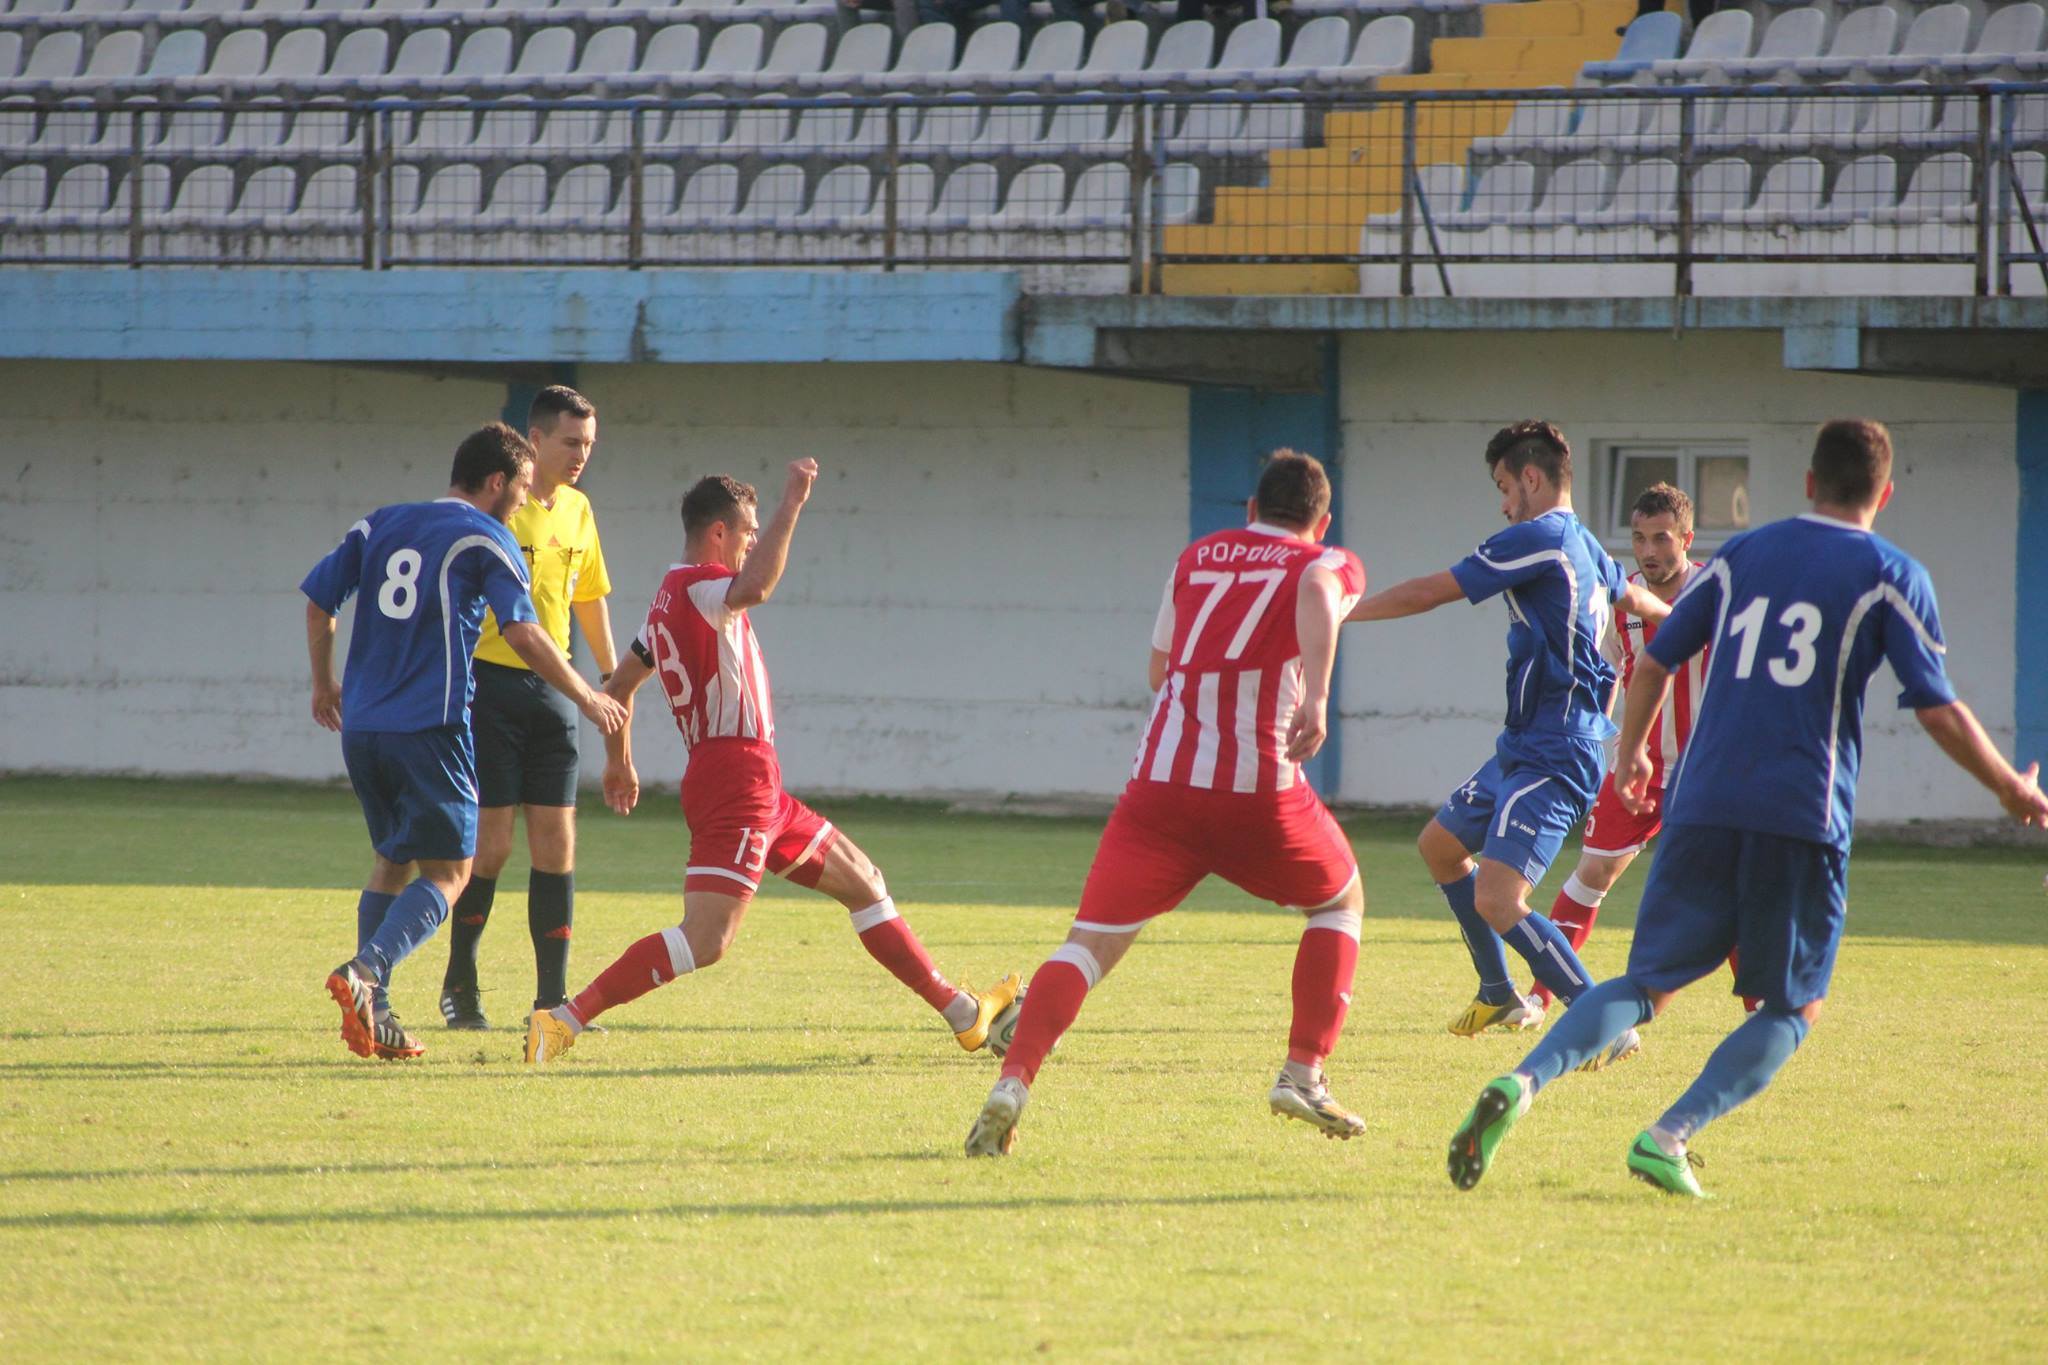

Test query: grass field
[4,776,2046,1361]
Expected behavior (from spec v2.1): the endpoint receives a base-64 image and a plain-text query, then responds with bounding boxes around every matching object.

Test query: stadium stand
[0,0,2042,294]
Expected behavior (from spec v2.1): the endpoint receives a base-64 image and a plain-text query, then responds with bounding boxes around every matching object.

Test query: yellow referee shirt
[474,483,610,670]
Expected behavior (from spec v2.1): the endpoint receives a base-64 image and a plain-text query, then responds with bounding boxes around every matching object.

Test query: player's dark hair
[450,421,534,492]
[528,384,595,430]
[681,475,758,538]
[1632,481,1694,535]
[1811,419,1893,507]
[1253,449,1332,530]
[1484,420,1572,491]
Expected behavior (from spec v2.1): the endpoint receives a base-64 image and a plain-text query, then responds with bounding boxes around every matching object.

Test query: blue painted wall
[2019,390,2048,770]
[0,269,1021,366]
[1185,343,1345,796]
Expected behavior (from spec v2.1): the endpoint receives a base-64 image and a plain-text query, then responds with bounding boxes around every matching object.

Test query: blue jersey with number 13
[300,498,537,734]
[1647,513,1955,851]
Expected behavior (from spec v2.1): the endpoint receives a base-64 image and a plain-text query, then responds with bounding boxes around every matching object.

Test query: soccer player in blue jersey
[1348,422,1671,1039]
[1448,418,2048,1197]
[301,422,628,1061]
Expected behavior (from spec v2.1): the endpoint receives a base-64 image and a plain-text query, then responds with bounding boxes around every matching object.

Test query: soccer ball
[985,988,1027,1059]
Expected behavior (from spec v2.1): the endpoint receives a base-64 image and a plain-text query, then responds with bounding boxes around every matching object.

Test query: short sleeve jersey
[473,484,611,671]
[1449,508,1631,740]
[1135,523,1366,794]
[300,498,536,733]
[1611,562,1710,786]
[636,563,776,755]
[1648,513,1956,850]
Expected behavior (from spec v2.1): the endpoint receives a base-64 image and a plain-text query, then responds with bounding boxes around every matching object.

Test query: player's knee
[1473,888,1522,932]
[1645,987,1678,1018]
[1795,999,1824,1026]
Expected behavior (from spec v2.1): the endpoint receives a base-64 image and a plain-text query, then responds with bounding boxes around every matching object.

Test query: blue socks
[1656,1007,1810,1142]
[1515,977,1655,1092]
[356,879,452,989]
[356,890,397,1013]
[1439,873,1516,1005]
[1504,913,1594,1006]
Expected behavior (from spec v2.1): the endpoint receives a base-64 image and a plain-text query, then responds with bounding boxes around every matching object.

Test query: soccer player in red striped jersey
[523,460,1020,1063]
[1527,483,1757,1027]
[966,451,1370,1157]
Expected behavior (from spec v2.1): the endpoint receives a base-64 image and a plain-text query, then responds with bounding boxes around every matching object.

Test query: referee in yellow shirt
[440,386,617,1029]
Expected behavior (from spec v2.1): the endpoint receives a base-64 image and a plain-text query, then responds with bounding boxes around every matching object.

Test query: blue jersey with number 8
[301,498,537,734]
[1647,513,1955,850]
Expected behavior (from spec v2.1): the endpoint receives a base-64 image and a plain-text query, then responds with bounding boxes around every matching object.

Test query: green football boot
[1447,1075,1529,1191]
[1626,1130,1710,1198]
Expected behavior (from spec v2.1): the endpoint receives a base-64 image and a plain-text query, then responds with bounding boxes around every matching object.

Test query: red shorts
[680,740,839,900]
[1073,779,1359,931]
[1581,773,1665,857]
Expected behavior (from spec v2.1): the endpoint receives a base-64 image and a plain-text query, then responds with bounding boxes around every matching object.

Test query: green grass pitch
[4,777,2045,1360]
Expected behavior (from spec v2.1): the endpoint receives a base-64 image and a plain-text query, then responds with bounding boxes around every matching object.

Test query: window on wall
[1604,442,1751,543]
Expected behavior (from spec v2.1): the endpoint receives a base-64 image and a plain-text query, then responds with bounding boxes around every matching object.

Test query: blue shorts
[1436,729,1604,885]
[1627,824,1850,1011]
[342,726,479,864]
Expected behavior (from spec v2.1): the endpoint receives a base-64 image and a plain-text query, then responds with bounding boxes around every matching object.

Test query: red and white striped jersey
[1608,562,1708,786]
[636,563,775,755]
[1133,523,1366,794]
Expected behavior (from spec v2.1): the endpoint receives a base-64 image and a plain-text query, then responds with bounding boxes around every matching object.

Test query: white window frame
[1599,440,1752,550]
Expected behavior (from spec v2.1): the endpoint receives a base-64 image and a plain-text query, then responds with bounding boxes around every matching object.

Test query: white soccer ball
[985,987,1027,1059]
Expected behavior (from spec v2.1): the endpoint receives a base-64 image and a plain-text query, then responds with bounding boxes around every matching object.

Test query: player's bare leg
[966,925,1140,1157]
[1268,874,1368,1140]
[526,887,750,1064]
[331,854,468,1061]
[806,833,1019,1051]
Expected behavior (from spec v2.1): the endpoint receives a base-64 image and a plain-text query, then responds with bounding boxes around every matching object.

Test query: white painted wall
[1,339,2021,826]
[1333,329,2019,824]
[0,359,1189,799]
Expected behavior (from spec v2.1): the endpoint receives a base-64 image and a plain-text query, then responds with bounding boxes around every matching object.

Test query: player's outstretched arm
[1613,654,1675,815]
[571,597,619,680]
[304,599,342,732]
[600,653,654,815]
[1617,581,1673,623]
[1345,571,1463,623]
[1916,701,2048,827]
[1286,564,1345,762]
[727,458,819,611]
[500,621,628,736]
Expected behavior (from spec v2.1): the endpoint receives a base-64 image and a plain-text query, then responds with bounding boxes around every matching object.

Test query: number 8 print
[376,548,423,620]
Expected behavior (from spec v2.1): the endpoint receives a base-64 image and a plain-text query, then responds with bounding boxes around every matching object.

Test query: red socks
[850,899,958,1012]
[1000,949,1099,1086]
[1531,875,1605,1010]
[1288,909,1362,1067]
[565,926,693,1026]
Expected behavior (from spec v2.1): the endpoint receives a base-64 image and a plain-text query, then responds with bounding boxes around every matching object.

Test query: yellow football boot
[1448,994,1545,1037]
[524,1008,578,1064]
[954,972,1023,1052]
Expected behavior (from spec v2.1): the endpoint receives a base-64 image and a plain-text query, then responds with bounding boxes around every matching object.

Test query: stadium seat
[731,21,826,90]
[800,164,872,226]
[1472,95,1572,160]
[867,23,956,92]
[692,22,764,83]
[924,20,1019,91]
[449,27,514,78]
[1444,159,1536,226]
[1815,153,1899,222]
[392,29,455,79]
[513,27,579,77]
[1278,16,1351,76]
[1728,155,1824,224]
[1516,157,1612,226]
[1955,3,2044,77]
[1134,20,1215,86]
[734,164,806,225]
[981,20,1084,92]
[1865,3,1972,78]
[1184,17,1280,87]
[1062,160,1129,227]
[640,24,703,76]
[1053,19,1147,90]
[929,163,999,227]
[1881,150,1971,221]
[793,20,889,90]
[727,100,792,152]
[971,99,1047,154]
[660,97,727,149]
[0,34,21,82]
[1712,7,1827,81]
[987,162,1064,225]
[1317,15,1417,82]
[574,26,637,76]
[908,102,982,154]
[1599,155,1677,225]
[665,163,739,223]
[203,30,268,80]
[1691,156,1754,222]
[80,31,144,81]
[1152,161,1199,225]
[22,31,83,80]
[1795,6,1900,80]
[1580,11,1681,81]
[1647,9,1755,83]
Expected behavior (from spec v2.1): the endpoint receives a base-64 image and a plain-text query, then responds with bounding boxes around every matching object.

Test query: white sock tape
[1048,942,1103,991]
[1303,908,1363,942]
[661,925,696,978]
[1562,873,1608,907]
[848,898,899,934]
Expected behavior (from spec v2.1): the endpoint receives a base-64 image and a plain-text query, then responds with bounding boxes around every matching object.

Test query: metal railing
[0,84,2042,294]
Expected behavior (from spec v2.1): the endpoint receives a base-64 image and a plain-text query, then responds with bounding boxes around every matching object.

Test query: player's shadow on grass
[0,1190,1312,1231]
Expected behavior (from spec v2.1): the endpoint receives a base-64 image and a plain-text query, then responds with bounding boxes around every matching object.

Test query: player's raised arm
[1286,563,1346,762]
[1345,570,1463,623]
[1616,581,1673,623]
[727,458,818,611]
[501,621,628,735]
[304,599,343,732]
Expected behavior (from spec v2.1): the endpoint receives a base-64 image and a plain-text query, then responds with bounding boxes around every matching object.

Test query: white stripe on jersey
[1661,559,1734,809]
[1189,673,1222,788]
[1149,673,1188,783]
[1272,661,1303,791]
[437,533,526,726]
[1232,671,1261,793]
[1824,583,1944,834]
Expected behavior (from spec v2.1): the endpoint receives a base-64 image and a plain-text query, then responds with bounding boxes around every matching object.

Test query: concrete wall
[0,359,1189,798]
[1333,329,2020,823]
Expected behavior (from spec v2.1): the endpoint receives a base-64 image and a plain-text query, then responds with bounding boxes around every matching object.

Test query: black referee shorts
[471,659,581,808]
